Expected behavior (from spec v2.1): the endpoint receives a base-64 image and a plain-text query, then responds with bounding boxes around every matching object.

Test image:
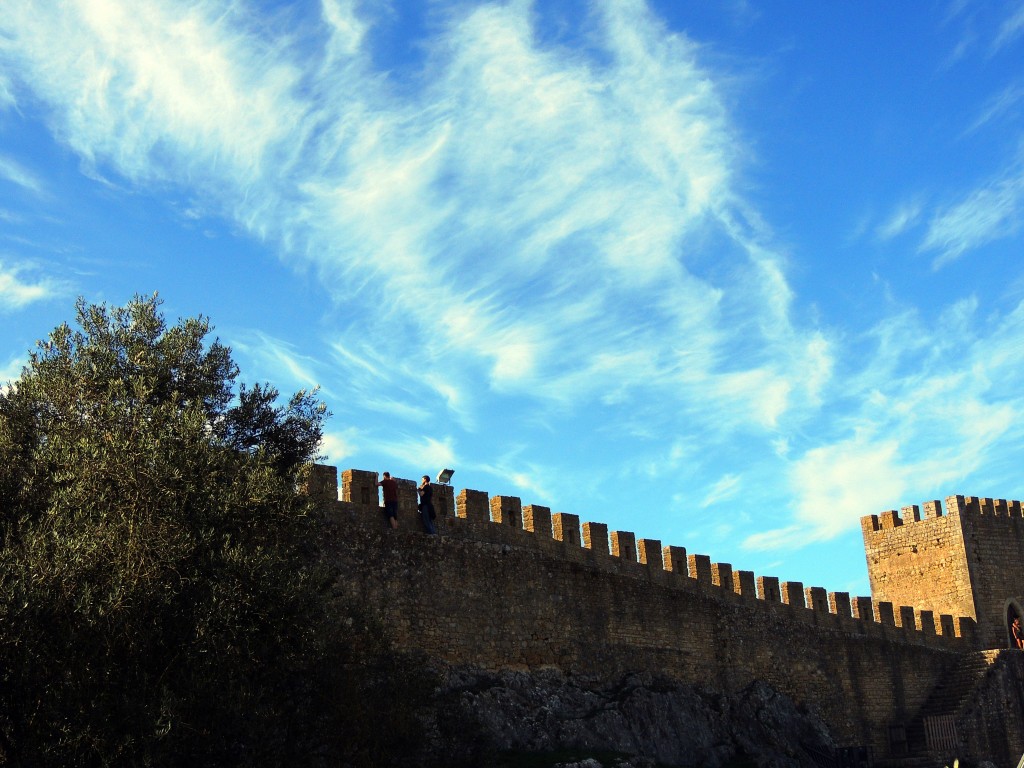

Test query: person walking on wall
[378,471,399,530]
[1013,616,1024,649]
[418,475,438,535]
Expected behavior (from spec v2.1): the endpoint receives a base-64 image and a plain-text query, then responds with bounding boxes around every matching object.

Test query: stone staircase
[905,650,1002,756]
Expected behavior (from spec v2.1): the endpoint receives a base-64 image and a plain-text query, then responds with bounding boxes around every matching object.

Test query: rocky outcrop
[423,666,836,768]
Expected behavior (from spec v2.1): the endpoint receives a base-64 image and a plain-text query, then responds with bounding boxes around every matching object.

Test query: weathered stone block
[610,531,637,562]
[342,468,378,506]
[524,504,552,536]
[457,488,489,523]
[638,539,662,568]
[433,483,456,519]
[901,504,921,523]
[552,513,581,546]
[781,581,805,608]
[852,596,873,621]
[805,586,829,612]
[758,576,781,603]
[582,522,609,555]
[689,554,712,583]
[735,570,756,598]
[898,605,916,629]
[397,478,417,518]
[301,463,338,505]
[918,610,936,635]
[491,495,523,528]
[712,563,734,592]
[662,545,687,574]
[829,592,851,618]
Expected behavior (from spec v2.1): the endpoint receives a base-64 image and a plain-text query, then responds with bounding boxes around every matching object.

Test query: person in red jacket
[378,471,399,529]
[1012,616,1024,650]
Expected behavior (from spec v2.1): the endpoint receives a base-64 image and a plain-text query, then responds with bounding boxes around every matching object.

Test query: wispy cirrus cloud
[0,0,826,445]
[230,330,322,390]
[993,4,1024,52]
[877,198,924,240]
[701,473,741,508]
[920,146,1024,268]
[0,71,14,111]
[0,0,300,185]
[745,437,907,551]
[963,82,1024,135]
[383,434,457,474]
[326,338,468,425]
[471,454,555,505]
[943,0,1024,61]
[746,296,1024,551]
[3,0,1024,594]
[0,155,45,196]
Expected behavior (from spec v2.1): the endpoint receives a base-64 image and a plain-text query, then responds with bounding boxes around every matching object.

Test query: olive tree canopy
[0,296,406,766]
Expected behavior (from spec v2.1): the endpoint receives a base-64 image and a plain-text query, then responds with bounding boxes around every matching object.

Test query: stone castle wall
[304,466,999,759]
[335,467,977,651]
[861,501,973,628]
[956,650,1024,764]
[955,497,1024,650]
[863,495,1024,649]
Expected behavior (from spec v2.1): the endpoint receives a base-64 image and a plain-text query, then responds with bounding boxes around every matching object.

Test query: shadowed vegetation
[0,295,431,767]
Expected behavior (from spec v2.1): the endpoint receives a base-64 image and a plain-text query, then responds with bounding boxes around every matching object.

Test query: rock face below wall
[422,666,835,768]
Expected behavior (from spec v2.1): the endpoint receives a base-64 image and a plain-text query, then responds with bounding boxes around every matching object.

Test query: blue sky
[2,0,1023,598]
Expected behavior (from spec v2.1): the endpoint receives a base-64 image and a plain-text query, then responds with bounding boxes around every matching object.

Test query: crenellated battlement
[861,495,1024,534]
[305,465,1024,763]
[309,465,977,651]
[862,493,1024,651]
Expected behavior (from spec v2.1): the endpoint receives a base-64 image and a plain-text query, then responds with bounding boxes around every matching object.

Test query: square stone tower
[861,495,1024,649]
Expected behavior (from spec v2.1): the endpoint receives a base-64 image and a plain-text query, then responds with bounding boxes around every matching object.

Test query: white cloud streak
[230,330,322,390]
[963,82,1023,135]
[746,296,1024,551]
[11,0,1023,568]
[993,5,1024,52]
[0,0,300,185]
[877,199,923,240]
[0,0,827,442]
[383,435,457,473]
[0,155,45,195]
[0,259,56,310]
[320,427,359,465]
[921,160,1024,267]
[0,79,12,109]
[471,455,555,505]
[701,473,741,508]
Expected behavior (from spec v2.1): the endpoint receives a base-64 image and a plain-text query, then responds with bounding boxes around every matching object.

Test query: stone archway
[1005,598,1024,648]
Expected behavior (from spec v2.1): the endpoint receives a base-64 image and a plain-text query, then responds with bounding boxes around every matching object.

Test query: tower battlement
[861,495,1024,533]
[862,495,1024,651]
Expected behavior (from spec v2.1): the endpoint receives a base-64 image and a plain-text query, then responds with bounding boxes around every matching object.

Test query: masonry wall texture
[863,495,1024,650]
[305,466,1024,767]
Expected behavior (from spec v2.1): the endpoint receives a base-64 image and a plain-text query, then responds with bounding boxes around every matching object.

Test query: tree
[0,296,427,767]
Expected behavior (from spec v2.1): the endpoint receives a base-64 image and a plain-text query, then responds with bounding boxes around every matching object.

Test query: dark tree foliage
[0,296,430,767]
